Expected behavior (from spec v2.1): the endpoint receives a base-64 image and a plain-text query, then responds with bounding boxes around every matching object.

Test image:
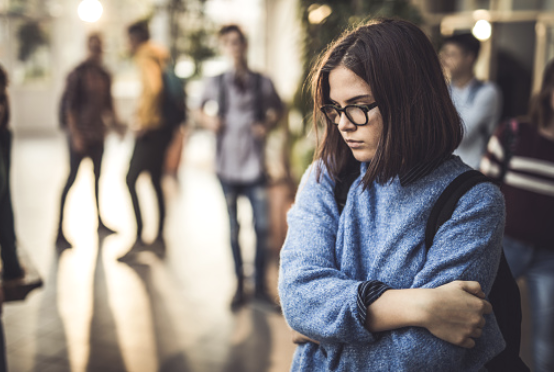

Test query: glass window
[512,0,553,11]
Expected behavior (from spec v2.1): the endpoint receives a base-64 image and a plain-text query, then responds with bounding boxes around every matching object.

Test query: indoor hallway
[2,130,296,371]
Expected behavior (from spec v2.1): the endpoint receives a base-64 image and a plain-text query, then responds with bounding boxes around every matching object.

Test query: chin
[351,149,375,163]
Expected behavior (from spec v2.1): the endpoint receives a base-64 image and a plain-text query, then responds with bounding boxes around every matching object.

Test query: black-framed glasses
[320,102,378,126]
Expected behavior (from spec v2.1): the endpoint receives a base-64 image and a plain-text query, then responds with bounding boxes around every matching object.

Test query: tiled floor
[3,130,296,372]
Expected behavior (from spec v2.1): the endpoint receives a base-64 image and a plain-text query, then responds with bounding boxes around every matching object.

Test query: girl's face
[328,65,383,162]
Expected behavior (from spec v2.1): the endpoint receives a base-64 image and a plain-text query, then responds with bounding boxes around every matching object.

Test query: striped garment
[480,119,553,249]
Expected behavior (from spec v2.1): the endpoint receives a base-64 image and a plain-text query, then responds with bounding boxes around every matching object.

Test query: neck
[234,59,248,73]
[452,71,475,89]
[88,55,101,65]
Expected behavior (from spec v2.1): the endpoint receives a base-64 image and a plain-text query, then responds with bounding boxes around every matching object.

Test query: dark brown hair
[0,63,8,88]
[442,32,481,60]
[218,24,247,45]
[311,18,463,187]
[530,59,554,130]
[127,20,150,42]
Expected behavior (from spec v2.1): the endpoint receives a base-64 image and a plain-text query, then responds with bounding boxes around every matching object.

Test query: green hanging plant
[17,21,48,62]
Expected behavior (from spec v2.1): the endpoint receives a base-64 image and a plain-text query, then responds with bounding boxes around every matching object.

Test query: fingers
[458,281,485,298]
[471,327,483,339]
[481,299,492,314]
[461,338,476,349]
[291,330,305,344]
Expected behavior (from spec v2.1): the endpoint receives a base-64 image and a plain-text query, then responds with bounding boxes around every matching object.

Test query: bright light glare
[175,57,195,79]
[78,0,103,23]
[308,4,332,24]
[472,20,492,41]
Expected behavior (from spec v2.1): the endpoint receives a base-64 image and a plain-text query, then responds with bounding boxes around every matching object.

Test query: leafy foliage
[17,21,48,62]
[167,0,216,78]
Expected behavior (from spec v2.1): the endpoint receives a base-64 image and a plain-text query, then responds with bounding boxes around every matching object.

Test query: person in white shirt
[440,32,502,169]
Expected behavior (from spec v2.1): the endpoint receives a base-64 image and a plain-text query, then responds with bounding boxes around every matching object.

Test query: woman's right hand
[418,281,492,349]
[71,134,85,153]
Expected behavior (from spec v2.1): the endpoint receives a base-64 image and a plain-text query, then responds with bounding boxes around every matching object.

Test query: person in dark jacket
[56,33,119,249]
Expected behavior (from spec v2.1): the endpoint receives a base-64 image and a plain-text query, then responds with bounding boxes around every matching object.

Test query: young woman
[279,19,505,371]
[480,60,554,372]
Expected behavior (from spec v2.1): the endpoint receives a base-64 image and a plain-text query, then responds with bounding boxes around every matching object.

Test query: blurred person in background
[0,63,25,281]
[480,60,554,372]
[56,33,120,249]
[197,25,284,311]
[118,21,174,261]
[440,32,502,169]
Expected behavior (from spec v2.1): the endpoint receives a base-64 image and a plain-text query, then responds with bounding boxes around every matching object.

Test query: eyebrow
[329,94,374,105]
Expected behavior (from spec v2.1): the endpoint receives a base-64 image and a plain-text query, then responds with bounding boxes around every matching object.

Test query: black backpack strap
[467,78,483,105]
[254,72,265,123]
[425,170,492,249]
[217,73,227,119]
[425,169,529,372]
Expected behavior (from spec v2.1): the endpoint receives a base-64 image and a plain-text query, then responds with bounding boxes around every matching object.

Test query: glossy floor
[3,131,296,372]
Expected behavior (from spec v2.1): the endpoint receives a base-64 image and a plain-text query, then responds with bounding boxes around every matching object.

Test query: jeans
[58,136,104,232]
[502,235,554,372]
[219,177,269,293]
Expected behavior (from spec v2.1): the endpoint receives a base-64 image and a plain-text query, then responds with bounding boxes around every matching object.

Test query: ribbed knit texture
[278,156,506,371]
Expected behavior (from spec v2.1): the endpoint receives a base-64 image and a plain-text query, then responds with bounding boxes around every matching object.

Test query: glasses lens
[346,106,367,125]
[323,106,340,125]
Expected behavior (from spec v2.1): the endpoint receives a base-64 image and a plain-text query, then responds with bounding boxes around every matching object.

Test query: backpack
[335,169,529,372]
[161,64,187,129]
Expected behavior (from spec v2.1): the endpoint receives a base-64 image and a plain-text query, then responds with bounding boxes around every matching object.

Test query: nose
[338,113,355,132]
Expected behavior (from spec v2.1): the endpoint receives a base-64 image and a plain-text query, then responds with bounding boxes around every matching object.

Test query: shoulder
[294,162,335,203]
[440,158,504,216]
[420,157,503,210]
[477,80,501,99]
[68,62,87,77]
[204,73,226,86]
[298,161,334,190]
[252,71,276,87]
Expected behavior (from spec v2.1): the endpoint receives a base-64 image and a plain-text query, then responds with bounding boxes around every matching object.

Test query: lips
[345,139,363,148]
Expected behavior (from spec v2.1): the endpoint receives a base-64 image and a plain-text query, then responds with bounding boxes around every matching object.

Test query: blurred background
[0,0,554,371]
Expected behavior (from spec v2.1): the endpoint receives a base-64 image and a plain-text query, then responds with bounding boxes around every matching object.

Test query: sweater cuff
[357,280,392,327]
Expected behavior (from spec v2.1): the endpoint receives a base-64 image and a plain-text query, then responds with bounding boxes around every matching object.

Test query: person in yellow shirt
[119,21,174,261]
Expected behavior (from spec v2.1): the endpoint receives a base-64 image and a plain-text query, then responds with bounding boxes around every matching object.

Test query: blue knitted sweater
[278,156,506,371]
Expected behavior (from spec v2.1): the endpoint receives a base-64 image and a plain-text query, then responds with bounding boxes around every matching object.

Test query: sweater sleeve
[388,182,506,371]
[278,164,379,345]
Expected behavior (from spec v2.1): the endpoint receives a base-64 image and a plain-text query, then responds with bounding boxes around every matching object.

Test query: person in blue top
[440,32,502,169]
[278,19,505,371]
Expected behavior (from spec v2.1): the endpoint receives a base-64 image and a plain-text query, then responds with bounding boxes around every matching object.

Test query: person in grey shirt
[440,32,502,169]
[198,25,283,311]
